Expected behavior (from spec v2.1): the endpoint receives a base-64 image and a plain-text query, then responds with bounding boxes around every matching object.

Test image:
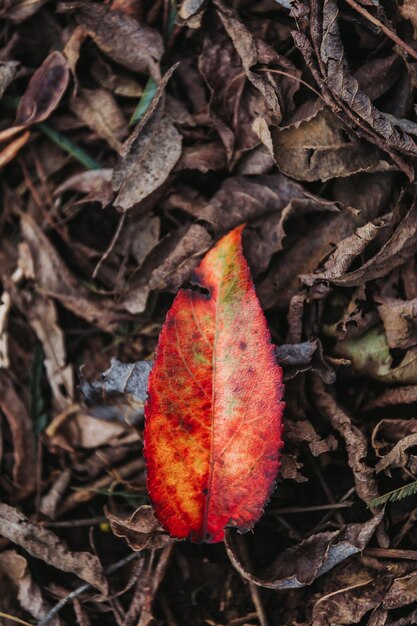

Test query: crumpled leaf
[225,513,382,589]
[272,107,391,182]
[275,339,335,382]
[59,2,163,80]
[294,0,417,178]
[0,503,108,594]
[0,51,69,142]
[376,434,417,474]
[365,386,417,410]
[145,227,284,543]
[54,168,114,206]
[106,505,172,551]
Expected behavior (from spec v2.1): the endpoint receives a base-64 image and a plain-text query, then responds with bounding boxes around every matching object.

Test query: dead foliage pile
[2,0,417,624]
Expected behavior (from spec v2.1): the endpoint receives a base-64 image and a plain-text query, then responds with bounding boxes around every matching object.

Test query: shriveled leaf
[365,386,417,410]
[0,51,69,142]
[377,297,417,350]
[0,504,108,594]
[144,227,284,543]
[106,505,171,550]
[225,513,382,589]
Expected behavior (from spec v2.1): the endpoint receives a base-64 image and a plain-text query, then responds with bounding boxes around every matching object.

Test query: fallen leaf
[0,51,69,142]
[112,105,182,211]
[0,550,64,626]
[275,339,335,382]
[0,503,108,594]
[0,60,20,98]
[365,386,417,410]
[60,2,163,80]
[106,505,172,551]
[144,227,284,543]
[225,513,383,589]
[376,434,417,474]
[70,87,127,151]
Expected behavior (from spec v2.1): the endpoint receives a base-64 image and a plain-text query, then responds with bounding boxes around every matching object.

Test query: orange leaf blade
[144,226,284,543]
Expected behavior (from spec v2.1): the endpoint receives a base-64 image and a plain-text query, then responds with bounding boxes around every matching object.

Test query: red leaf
[144,226,284,543]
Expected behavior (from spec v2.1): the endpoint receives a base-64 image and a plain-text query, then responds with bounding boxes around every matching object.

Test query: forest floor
[2,1,417,625]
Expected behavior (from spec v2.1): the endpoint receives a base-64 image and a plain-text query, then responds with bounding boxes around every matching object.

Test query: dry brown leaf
[312,377,380,505]
[0,550,64,626]
[377,297,417,350]
[106,505,172,551]
[225,513,383,589]
[365,386,417,410]
[0,51,69,142]
[70,87,127,151]
[59,1,163,80]
[0,503,108,594]
[20,213,130,332]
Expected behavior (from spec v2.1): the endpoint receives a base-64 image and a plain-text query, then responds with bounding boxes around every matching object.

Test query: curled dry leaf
[295,0,417,178]
[376,434,417,475]
[225,513,383,589]
[312,377,380,505]
[149,173,335,291]
[377,297,417,350]
[0,51,69,142]
[365,386,417,410]
[275,339,335,383]
[145,227,284,543]
[106,505,172,551]
[0,503,108,594]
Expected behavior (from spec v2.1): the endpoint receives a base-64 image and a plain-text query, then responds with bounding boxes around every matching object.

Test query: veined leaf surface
[144,226,284,543]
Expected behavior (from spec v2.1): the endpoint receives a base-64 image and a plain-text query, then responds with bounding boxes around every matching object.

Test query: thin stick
[40,516,107,528]
[37,552,141,626]
[344,0,417,62]
[269,501,353,514]
[364,547,417,561]
[92,211,126,280]
[238,537,268,626]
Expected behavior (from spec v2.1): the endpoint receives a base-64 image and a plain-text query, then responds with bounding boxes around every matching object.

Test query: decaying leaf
[0,550,64,626]
[0,51,69,142]
[80,358,152,425]
[225,513,383,589]
[59,2,164,80]
[106,505,171,551]
[145,227,284,543]
[0,504,108,594]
